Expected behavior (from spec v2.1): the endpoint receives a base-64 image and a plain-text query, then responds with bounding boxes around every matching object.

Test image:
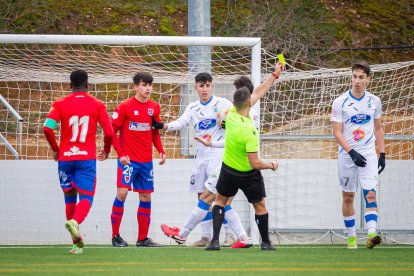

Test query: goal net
[0,35,413,245]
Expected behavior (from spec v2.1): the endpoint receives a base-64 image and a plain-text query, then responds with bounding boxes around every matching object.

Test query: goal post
[0,34,262,245]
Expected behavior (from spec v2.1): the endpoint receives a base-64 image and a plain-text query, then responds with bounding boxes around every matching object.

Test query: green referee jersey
[223,107,259,171]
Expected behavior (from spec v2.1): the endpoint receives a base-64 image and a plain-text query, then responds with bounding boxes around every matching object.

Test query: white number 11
[69,115,89,143]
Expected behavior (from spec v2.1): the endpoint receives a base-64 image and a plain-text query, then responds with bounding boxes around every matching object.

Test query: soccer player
[110,72,166,247]
[330,61,385,249]
[205,63,283,251]
[158,72,240,247]
[43,69,113,255]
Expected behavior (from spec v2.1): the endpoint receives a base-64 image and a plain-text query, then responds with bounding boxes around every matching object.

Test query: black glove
[378,152,386,174]
[151,116,164,130]
[220,120,226,129]
[348,149,367,167]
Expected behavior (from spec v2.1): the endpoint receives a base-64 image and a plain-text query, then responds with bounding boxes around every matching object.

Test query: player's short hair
[195,72,212,84]
[133,72,153,85]
[233,87,251,109]
[352,61,371,76]
[234,76,254,94]
[70,69,88,88]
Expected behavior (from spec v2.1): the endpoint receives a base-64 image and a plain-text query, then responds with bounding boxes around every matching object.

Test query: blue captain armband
[44,118,57,129]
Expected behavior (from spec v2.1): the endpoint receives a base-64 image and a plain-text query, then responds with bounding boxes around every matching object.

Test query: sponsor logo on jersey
[63,146,88,156]
[351,114,371,124]
[148,108,154,116]
[112,112,119,119]
[129,121,151,131]
[352,128,366,142]
[198,119,217,130]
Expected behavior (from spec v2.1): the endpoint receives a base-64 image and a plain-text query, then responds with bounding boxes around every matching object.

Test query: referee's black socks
[212,205,225,241]
[255,213,270,244]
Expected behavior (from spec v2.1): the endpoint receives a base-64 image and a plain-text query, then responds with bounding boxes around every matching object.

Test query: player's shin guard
[137,201,151,241]
[72,194,93,225]
[255,213,270,244]
[212,205,225,241]
[224,206,247,240]
[365,211,378,235]
[64,195,77,220]
[111,197,125,237]
[344,215,356,237]
[180,199,210,237]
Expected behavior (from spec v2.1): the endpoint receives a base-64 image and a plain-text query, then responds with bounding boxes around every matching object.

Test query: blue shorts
[58,160,96,196]
[117,160,154,193]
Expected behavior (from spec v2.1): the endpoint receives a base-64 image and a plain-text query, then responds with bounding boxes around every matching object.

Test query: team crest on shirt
[367,102,372,108]
[148,108,154,116]
[213,106,218,113]
[198,119,217,130]
[112,112,119,119]
[351,114,371,124]
[134,110,139,116]
[124,175,130,183]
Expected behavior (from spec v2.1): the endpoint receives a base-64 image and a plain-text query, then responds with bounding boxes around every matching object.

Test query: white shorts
[189,158,222,193]
[338,150,378,192]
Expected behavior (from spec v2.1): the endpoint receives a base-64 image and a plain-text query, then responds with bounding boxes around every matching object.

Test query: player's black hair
[195,72,213,83]
[234,76,254,94]
[133,72,153,85]
[352,61,371,76]
[233,86,251,109]
[70,69,88,88]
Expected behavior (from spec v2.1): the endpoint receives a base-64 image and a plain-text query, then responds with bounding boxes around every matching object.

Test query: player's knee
[199,191,215,204]
[363,189,377,208]
[116,188,128,201]
[139,192,151,202]
[253,199,267,214]
[342,193,354,205]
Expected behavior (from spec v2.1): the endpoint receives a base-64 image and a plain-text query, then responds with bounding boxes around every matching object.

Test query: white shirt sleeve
[374,97,382,119]
[211,140,225,148]
[330,99,343,123]
[167,105,193,131]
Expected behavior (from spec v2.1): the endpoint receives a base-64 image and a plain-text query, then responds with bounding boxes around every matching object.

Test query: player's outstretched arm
[250,63,283,106]
[163,105,193,131]
[194,136,225,148]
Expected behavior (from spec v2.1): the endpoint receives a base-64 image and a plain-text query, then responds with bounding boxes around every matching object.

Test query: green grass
[1,245,414,275]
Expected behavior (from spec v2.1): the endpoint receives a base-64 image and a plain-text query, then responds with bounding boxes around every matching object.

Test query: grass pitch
[1,245,413,275]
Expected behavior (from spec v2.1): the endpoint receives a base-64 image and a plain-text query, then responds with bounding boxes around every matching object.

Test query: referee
[206,64,283,251]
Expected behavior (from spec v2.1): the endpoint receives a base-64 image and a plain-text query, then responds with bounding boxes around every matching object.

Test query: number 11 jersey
[46,91,113,161]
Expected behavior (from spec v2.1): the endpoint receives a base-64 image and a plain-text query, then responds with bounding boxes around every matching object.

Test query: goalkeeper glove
[151,116,164,130]
[378,153,386,174]
[348,149,367,167]
[220,120,226,129]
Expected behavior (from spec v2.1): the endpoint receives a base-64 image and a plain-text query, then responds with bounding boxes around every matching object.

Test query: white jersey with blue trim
[167,95,233,158]
[330,90,382,154]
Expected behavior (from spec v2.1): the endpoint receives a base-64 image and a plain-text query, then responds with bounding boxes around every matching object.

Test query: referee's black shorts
[216,162,266,204]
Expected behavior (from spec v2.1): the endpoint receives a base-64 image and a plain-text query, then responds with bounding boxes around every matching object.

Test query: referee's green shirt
[223,108,259,171]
